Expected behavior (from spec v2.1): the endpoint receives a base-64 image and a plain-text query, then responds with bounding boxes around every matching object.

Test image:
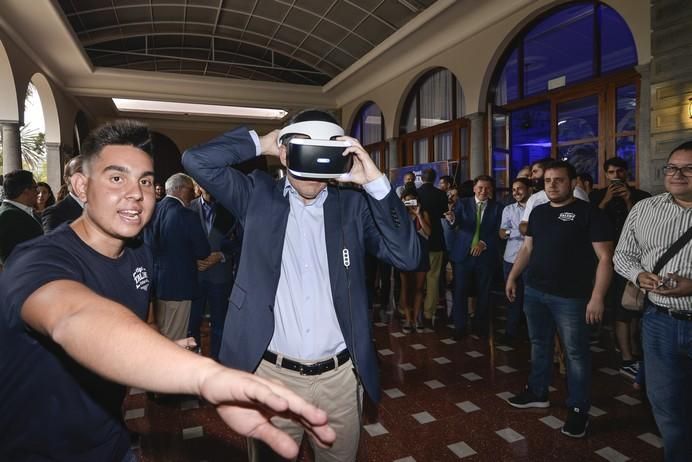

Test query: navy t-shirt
[0,224,152,462]
[526,199,612,298]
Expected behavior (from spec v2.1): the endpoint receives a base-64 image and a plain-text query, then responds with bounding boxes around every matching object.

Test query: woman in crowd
[35,181,55,215]
[399,185,431,333]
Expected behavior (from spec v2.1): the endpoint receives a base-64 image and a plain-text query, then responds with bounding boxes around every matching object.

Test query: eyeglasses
[662,165,692,177]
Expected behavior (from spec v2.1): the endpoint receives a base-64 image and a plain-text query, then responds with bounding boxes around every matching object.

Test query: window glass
[434,131,452,161]
[559,142,599,183]
[509,102,551,178]
[494,49,519,105]
[616,136,636,181]
[361,104,383,145]
[420,69,453,129]
[557,95,599,143]
[600,4,637,74]
[616,84,637,132]
[524,4,594,96]
[413,138,428,164]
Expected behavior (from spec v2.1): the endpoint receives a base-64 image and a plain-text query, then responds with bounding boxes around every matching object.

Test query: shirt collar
[3,199,35,216]
[475,197,487,206]
[69,191,85,208]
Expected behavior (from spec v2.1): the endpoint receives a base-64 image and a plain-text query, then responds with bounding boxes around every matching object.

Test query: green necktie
[471,202,484,247]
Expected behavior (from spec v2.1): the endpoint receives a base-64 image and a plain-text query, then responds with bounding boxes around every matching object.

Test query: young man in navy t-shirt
[0,121,335,462]
[505,160,613,439]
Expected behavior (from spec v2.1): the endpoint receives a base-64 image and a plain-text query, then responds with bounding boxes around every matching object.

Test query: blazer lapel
[268,179,291,276]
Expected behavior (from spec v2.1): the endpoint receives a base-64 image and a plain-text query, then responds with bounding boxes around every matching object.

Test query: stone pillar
[636,63,653,194]
[45,142,63,194]
[2,123,21,174]
[467,112,486,179]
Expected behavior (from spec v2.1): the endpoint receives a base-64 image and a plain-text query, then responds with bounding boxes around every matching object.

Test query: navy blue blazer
[188,197,239,286]
[144,196,210,300]
[443,196,504,263]
[182,127,420,402]
[41,194,82,233]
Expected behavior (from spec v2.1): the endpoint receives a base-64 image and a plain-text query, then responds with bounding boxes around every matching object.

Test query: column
[635,63,653,194]
[45,141,63,194]
[467,112,486,179]
[2,122,21,174]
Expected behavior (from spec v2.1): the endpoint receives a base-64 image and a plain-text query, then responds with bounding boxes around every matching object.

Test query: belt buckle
[299,364,306,375]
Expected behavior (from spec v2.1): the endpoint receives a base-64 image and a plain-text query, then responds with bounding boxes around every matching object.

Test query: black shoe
[507,387,550,409]
[561,407,589,438]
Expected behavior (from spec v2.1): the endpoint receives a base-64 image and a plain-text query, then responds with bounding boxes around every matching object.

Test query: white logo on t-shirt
[558,212,576,222]
[132,266,150,291]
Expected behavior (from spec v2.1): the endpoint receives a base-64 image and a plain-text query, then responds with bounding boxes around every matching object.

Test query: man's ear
[279,144,288,168]
[72,172,88,203]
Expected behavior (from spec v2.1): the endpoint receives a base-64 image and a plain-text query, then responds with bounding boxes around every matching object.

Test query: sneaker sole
[507,400,550,409]
[561,421,589,438]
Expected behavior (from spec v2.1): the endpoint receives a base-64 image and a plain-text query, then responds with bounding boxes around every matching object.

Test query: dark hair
[544,160,577,179]
[473,174,495,186]
[401,183,418,198]
[3,170,35,200]
[421,168,436,183]
[80,120,153,170]
[439,175,453,185]
[669,140,692,160]
[511,177,532,189]
[576,172,594,186]
[530,157,553,171]
[280,109,340,146]
[459,179,475,198]
[603,156,628,171]
[36,181,56,207]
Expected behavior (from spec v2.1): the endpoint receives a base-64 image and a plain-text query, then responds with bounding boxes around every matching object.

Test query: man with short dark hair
[443,174,503,338]
[0,120,335,462]
[506,160,613,438]
[42,155,85,232]
[439,175,453,192]
[590,156,650,379]
[614,141,692,461]
[417,167,449,326]
[0,170,43,264]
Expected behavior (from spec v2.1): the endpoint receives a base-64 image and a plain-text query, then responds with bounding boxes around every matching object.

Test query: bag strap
[652,226,692,275]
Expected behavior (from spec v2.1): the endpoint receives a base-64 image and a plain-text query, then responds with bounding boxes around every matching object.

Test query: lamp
[689,98,692,119]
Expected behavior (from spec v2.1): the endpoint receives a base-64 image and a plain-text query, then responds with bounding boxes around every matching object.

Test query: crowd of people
[0,112,690,462]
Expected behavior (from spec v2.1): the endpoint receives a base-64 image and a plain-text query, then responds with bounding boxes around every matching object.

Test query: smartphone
[403,199,418,207]
[610,178,624,185]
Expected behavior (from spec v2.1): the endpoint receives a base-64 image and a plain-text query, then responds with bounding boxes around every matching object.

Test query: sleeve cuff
[363,174,390,200]
[249,130,261,156]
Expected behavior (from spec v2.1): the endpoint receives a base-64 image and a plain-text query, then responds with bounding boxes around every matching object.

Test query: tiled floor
[126,303,663,461]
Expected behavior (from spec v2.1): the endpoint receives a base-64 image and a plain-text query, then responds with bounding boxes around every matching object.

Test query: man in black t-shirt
[505,160,613,439]
[0,121,334,462]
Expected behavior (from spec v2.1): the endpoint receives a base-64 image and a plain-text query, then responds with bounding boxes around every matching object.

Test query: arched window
[350,102,386,170]
[398,68,469,178]
[489,1,638,190]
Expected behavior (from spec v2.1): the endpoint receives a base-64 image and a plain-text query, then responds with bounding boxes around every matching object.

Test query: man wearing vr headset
[183,110,420,461]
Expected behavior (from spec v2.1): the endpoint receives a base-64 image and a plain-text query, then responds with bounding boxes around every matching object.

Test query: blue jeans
[503,260,525,338]
[189,280,231,360]
[642,301,692,462]
[523,286,591,410]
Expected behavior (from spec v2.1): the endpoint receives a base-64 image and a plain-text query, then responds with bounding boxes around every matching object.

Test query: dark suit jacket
[417,182,448,251]
[0,202,43,264]
[188,197,239,286]
[41,194,83,233]
[182,127,420,402]
[443,196,504,263]
[144,196,210,300]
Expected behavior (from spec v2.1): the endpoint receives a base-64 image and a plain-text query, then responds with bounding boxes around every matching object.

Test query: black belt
[652,303,692,321]
[262,349,350,376]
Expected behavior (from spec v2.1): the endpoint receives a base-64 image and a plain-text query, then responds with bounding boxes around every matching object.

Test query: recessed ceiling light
[112,98,287,119]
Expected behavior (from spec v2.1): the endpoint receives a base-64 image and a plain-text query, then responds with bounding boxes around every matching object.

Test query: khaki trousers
[154,299,191,340]
[248,356,362,462]
[424,251,444,319]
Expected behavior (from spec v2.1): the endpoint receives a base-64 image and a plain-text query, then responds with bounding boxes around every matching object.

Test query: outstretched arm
[21,279,335,458]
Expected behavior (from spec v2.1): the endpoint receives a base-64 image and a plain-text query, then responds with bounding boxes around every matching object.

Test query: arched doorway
[350,101,387,171]
[28,73,61,192]
[0,39,20,174]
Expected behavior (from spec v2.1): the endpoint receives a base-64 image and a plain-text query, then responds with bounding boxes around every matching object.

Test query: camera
[403,199,417,207]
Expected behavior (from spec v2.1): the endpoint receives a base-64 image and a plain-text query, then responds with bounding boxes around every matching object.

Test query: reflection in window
[510,103,551,178]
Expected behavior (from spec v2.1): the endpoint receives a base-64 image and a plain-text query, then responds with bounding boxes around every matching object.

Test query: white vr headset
[278,120,353,179]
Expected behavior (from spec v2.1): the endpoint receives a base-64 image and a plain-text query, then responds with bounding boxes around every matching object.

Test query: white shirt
[501,201,525,263]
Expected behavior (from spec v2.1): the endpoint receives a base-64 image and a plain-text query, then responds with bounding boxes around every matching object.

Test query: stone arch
[26,73,62,190]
